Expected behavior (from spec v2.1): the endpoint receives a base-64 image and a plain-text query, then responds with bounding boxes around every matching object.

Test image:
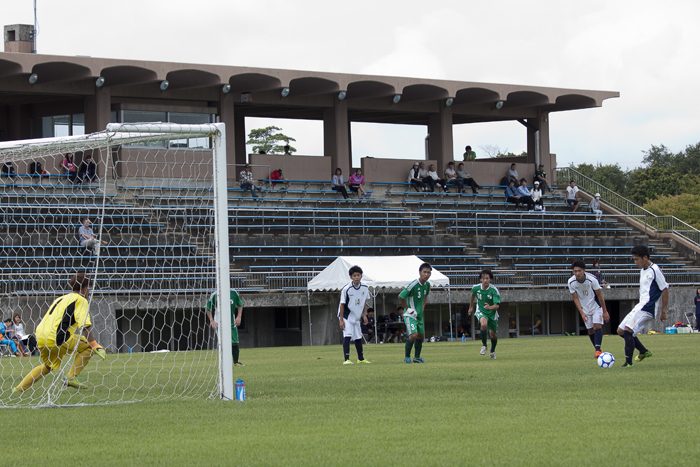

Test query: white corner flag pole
[212,123,234,401]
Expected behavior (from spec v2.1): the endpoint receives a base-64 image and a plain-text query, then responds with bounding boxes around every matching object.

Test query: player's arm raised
[594,288,610,322]
[571,291,588,323]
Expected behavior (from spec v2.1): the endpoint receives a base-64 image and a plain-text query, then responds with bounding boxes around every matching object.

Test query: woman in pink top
[62,153,78,184]
[348,169,370,199]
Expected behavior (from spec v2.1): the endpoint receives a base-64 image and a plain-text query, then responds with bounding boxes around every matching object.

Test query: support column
[526,113,550,170]
[427,102,454,174]
[323,99,350,174]
[218,92,240,180]
[85,87,112,179]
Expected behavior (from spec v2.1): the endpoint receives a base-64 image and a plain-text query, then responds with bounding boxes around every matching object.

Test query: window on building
[30,114,86,139]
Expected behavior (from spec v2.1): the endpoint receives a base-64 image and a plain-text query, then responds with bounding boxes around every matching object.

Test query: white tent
[306,256,451,345]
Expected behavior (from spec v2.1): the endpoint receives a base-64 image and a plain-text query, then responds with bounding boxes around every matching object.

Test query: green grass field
[11,334,700,466]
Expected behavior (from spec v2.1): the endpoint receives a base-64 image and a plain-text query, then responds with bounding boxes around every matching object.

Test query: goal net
[0,122,234,408]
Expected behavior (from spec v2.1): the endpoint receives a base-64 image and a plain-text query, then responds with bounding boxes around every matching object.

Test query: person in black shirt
[534,164,551,193]
[361,308,376,342]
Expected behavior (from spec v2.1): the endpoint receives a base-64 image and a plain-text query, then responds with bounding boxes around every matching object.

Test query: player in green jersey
[469,269,501,359]
[206,288,244,366]
[398,262,432,363]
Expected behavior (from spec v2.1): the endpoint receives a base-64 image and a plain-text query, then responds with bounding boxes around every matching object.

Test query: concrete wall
[249,153,330,182]
[361,157,438,183]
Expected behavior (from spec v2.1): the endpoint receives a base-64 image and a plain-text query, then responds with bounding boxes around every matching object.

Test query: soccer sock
[491,337,498,353]
[633,336,648,354]
[405,339,414,358]
[17,364,51,391]
[354,339,364,361]
[414,339,423,358]
[623,330,635,364]
[231,344,240,364]
[481,331,487,347]
[343,337,351,361]
[589,333,596,347]
[594,328,603,352]
[65,348,93,379]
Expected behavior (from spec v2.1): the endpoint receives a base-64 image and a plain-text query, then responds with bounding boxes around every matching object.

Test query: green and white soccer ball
[597,352,615,368]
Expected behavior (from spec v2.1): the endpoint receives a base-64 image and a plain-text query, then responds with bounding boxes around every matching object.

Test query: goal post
[0,122,233,407]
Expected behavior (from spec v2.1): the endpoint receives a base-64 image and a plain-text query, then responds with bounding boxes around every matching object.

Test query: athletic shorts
[584,307,604,330]
[213,320,239,344]
[618,303,654,336]
[567,199,578,206]
[342,319,363,341]
[39,334,91,371]
[475,310,498,333]
[404,316,425,336]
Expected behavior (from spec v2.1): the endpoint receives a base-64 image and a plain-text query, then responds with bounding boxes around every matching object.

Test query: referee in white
[338,265,371,365]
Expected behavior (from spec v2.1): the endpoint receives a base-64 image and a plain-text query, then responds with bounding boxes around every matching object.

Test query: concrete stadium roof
[0,52,618,125]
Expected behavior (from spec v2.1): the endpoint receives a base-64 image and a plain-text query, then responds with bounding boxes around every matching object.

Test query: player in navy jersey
[338,265,371,365]
[617,245,669,367]
[568,261,610,359]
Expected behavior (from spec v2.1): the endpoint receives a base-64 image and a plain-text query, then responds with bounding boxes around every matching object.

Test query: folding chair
[0,343,14,357]
[684,311,697,333]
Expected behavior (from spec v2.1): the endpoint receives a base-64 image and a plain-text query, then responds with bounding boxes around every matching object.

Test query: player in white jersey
[338,265,371,365]
[617,245,669,367]
[568,260,609,359]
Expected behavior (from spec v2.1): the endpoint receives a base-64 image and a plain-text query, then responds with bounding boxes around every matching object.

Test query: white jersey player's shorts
[342,319,363,341]
[584,307,604,330]
[618,303,654,336]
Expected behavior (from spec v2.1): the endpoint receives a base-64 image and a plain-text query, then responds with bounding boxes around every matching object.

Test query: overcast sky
[4,0,700,169]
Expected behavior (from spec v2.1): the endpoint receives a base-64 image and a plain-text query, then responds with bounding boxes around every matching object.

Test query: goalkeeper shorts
[39,335,91,370]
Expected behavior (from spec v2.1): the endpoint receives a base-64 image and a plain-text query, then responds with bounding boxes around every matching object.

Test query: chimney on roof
[4,24,34,53]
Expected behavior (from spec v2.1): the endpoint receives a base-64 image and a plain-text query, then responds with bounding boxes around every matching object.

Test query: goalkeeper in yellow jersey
[15,273,106,392]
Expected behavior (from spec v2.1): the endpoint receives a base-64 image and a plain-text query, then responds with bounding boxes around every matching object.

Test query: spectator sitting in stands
[534,164,551,193]
[531,181,545,211]
[566,180,580,212]
[283,144,291,155]
[331,167,349,199]
[463,145,476,161]
[591,261,610,289]
[79,218,108,255]
[589,192,603,222]
[348,168,370,199]
[270,168,289,190]
[12,313,36,356]
[1,318,23,357]
[62,153,78,184]
[78,153,98,183]
[457,162,480,194]
[428,164,449,193]
[408,163,425,192]
[240,164,261,198]
[418,162,436,192]
[362,308,376,342]
[505,180,523,210]
[507,163,519,184]
[517,178,536,211]
[2,162,17,178]
[533,315,542,335]
[444,162,463,192]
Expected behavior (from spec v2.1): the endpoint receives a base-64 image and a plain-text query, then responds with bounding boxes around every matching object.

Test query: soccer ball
[597,352,615,368]
[429,336,436,343]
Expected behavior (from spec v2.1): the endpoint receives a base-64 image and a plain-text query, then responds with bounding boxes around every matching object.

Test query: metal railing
[556,166,700,246]
[3,268,699,295]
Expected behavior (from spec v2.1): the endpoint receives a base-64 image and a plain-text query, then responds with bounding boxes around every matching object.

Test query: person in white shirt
[338,265,371,365]
[407,163,425,192]
[428,164,449,193]
[444,162,463,192]
[566,180,580,212]
[589,192,603,222]
[531,181,545,211]
[507,163,519,184]
[617,245,669,367]
[418,162,436,192]
[568,261,610,359]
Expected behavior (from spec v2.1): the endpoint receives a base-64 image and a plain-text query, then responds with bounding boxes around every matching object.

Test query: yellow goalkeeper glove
[89,340,107,360]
